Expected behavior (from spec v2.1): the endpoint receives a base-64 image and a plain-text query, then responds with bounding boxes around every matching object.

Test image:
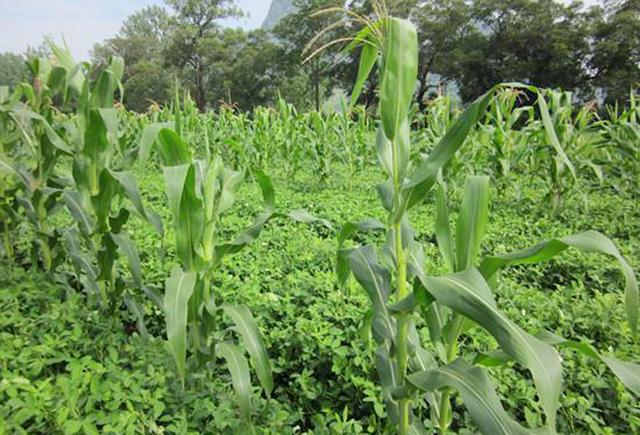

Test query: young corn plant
[146,125,272,423]
[332,105,372,190]
[306,111,333,185]
[326,10,638,435]
[478,88,533,179]
[144,119,330,423]
[0,86,22,259]
[275,96,305,180]
[528,89,583,217]
[422,175,639,429]
[593,89,639,191]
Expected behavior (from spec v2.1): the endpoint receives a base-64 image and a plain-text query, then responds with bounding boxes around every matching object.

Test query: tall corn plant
[49,46,162,312]
[0,55,74,270]
[323,11,638,435]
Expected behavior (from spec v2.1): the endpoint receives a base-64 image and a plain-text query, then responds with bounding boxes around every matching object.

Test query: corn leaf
[421,268,562,427]
[403,88,496,211]
[215,211,273,259]
[164,267,197,385]
[379,18,418,141]
[110,232,142,288]
[139,122,172,162]
[455,176,490,271]
[536,331,640,396]
[408,359,530,435]
[479,230,638,336]
[162,164,203,271]
[217,342,252,420]
[375,342,400,424]
[435,181,455,272]
[251,169,275,212]
[62,191,93,237]
[223,304,273,397]
[348,245,395,343]
[109,169,163,235]
[157,128,191,166]
[350,42,378,110]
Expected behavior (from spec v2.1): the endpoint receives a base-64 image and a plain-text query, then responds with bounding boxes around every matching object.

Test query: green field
[1,20,639,435]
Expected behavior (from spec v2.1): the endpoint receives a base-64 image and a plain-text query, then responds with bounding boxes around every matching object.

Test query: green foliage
[0,53,28,90]
[336,10,639,435]
[0,24,639,435]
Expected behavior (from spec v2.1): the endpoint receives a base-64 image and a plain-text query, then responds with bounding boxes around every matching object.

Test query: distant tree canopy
[0,53,27,90]
[1,0,638,111]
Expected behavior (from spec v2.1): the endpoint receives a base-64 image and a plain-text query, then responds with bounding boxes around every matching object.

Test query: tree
[274,0,350,111]
[92,5,173,111]
[442,0,592,102]
[0,53,27,90]
[220,30,284,110]
[411,0,474,108]
[588,0,640,105]
[163,0,242,111]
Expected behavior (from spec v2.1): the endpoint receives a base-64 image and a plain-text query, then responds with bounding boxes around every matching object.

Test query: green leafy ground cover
[1,163,637,434]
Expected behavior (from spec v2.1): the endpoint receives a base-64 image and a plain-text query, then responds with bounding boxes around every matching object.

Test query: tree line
[0,0,638,112]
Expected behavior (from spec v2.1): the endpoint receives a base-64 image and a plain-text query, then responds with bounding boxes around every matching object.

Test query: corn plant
[38,46,163,315]
[247,106,279,169]
[324,104,373,190]
[594,88,640,190]
[0,54,73,271]
[305,111,334,184]
[422,175,639,429]
[526,89,583,216]
[144,117,331,422]
[0,86,19,259]
[275,96,305,179]
[142,118,285,422]
[478,88,534,178]
[326,10,638,434]
[414,95,454,154]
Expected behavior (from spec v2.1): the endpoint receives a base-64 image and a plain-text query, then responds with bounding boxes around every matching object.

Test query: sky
[0,0,272,59]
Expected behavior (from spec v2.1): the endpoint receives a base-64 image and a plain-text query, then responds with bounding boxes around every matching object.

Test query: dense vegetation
[1,7,639,435]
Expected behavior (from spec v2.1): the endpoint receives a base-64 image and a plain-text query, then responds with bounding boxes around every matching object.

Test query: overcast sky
[0,0,272,59]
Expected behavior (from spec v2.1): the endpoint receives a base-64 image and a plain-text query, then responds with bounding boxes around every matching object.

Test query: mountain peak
[261,0,297,29]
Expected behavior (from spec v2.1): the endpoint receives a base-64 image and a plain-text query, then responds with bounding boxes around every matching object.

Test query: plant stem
[39,236,52,272]
[438,315,464,434]
[438,391,451,435]
[395,221,410,435]
[3,227,13,260]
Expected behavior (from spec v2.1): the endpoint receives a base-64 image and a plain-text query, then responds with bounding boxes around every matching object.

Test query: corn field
[0,17,639,435]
